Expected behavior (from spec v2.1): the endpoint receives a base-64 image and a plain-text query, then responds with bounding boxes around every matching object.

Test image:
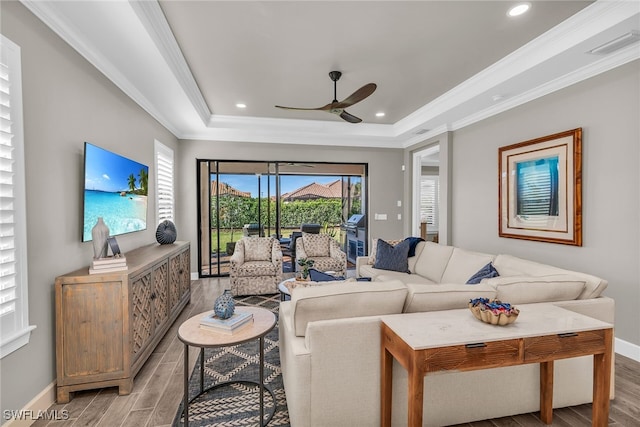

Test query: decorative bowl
[469,298,519,326]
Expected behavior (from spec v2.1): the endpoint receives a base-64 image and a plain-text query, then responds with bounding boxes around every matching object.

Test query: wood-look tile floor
[33,278,640,427]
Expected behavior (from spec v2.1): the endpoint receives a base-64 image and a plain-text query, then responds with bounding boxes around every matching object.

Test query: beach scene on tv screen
[83,143,148,241]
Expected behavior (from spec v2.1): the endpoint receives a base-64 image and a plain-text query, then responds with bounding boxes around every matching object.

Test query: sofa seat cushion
[493,254,608,299]
[412,242,455,282]
[440,248,496,284]
[291,280,407,336]
[482,275,586,304]
[236,260,277,277]
[376,272,435,285]
[403,283,497,313]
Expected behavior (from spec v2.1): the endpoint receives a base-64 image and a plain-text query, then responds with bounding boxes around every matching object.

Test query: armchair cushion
[244,237,275,261]
[235,260,279,277]
[301,232,331,257]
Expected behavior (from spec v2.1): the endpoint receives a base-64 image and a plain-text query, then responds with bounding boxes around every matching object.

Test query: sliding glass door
[197,160,366,277]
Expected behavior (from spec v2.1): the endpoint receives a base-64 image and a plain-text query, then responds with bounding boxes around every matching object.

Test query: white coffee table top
[380,303,612,350]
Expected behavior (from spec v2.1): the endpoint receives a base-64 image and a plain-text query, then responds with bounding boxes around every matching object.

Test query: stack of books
[200,310,254,335]
[89,255,128,274]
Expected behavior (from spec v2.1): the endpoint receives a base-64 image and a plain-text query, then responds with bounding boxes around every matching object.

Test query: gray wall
[447,60,640,346]
[176,140,405,273]
[1,2,179,417]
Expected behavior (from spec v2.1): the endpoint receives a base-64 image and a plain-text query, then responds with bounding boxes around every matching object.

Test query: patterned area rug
[172,294,290,426]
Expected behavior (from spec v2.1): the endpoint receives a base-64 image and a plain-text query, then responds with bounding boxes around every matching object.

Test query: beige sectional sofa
[278,241,614,426]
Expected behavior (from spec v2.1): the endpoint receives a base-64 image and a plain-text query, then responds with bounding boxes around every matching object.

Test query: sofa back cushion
[493,254,608,299]
[413,242,455,282]
[482,275,586,304]
[440,248,495,284]
[291,280,407,337]
[403,283,497,313]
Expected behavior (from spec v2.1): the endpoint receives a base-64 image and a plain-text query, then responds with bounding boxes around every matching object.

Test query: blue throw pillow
[403,236,425,257]
[374,239,411,273]
[466,262,500,284]
[308,269,344,282]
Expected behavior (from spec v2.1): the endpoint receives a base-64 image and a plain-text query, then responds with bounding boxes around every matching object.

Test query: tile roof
[210,180,251,198]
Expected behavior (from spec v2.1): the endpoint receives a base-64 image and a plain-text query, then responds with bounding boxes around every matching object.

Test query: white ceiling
[21,0,640,148]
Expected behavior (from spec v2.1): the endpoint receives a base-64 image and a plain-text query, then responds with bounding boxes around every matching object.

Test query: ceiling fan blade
[334,83,377,109]
[275,105,328,111]
[340,110,362,123]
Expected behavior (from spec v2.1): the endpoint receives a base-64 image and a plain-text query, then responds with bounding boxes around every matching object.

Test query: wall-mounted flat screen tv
[83,142,149,241]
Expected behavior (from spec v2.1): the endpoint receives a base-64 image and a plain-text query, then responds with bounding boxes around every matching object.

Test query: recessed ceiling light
[375,112,385,117]
[236,103,247,109]
[507,3,530,17]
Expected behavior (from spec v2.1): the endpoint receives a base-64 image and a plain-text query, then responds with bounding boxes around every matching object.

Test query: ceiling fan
[275,71,377,123]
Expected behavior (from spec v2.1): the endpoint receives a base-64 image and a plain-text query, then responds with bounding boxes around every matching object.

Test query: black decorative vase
[213,290,235,319]
[156,220,177,245]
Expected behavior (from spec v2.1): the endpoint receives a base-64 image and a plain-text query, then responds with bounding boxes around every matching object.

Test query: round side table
[178,306,277,426]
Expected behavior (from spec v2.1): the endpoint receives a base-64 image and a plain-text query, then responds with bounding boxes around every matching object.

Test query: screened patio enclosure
[197,160,366,277]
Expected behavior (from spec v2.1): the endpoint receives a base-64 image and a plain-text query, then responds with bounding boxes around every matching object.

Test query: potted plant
[296,258,315,280]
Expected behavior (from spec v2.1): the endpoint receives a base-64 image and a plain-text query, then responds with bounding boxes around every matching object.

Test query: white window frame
[1,35,36,358]
[154,140,174,225]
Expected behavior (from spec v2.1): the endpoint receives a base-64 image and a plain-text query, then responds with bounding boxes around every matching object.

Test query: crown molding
[19,0,640,149]
[451,43,640,132]
[20,0,184,137]
[129,0,212,125]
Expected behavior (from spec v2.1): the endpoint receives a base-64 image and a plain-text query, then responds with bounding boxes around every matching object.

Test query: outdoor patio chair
[230,236,283,296]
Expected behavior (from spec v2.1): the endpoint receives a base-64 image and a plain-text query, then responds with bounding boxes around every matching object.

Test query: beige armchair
[230,237,283,296]
[295,232,347,277]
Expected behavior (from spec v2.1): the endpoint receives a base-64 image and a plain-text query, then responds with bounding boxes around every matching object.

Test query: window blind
[0,61,17,317]
[420,175,439,229]
[0,35,34,358]
[155,141,174,224]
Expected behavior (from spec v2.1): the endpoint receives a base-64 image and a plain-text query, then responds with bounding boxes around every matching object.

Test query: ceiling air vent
[415,128,430,135]
[588,30,640,55]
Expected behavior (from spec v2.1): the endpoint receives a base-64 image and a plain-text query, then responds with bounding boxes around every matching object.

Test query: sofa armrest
[229,240,245,273]
[355,256,370,277]
[295,237,308,260]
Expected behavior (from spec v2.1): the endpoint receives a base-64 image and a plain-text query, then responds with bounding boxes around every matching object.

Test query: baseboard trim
[615,337,640,362]
[5,336,638,427]
[3,381,56,427]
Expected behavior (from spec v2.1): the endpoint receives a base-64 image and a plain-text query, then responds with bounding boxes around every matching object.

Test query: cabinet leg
[56,387,70,404]
[118,379,133,396]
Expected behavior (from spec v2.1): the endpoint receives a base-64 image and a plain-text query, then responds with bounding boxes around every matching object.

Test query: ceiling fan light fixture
[507,3,531,17]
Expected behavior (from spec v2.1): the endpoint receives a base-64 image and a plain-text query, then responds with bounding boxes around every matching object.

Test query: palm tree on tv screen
[127,174,137,193]
[139,168,148,195]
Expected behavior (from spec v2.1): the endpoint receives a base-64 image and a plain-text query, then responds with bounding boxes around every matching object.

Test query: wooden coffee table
[380,303,613,427]
[178,306,277,427]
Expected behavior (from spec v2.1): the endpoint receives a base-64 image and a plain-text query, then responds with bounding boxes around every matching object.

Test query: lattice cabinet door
[152,261,169,329]
[131,270,154,360]
[168,253,181,312]
[179,248,190,298]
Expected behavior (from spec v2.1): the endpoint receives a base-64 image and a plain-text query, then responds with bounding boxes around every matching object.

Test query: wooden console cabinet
[55,242,190,403]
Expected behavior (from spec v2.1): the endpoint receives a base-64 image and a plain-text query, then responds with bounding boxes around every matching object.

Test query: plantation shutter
[516,159,559,217]
[155,141,174,224]
[0,35,35,358]
[420,176,439,230]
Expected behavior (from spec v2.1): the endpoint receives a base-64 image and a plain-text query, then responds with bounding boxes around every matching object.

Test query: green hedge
[212,196,358,230]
